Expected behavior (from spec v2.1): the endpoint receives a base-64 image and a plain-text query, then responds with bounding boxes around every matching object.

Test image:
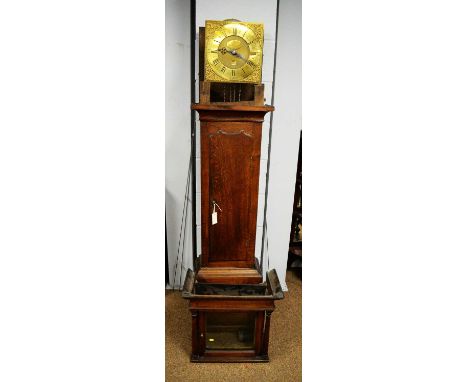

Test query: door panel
[204,122,261,265]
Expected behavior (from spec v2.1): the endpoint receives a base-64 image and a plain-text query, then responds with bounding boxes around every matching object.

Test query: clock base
[182,269,284,363]
[196,266,262,284]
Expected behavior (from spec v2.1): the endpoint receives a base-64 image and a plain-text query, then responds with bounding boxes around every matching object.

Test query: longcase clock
[194,19,272,284]
[183,19,283,363]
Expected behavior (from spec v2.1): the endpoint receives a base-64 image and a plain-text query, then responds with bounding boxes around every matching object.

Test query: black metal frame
[190,0,197,266]
[260,0,280,276]
[165,211,169,286]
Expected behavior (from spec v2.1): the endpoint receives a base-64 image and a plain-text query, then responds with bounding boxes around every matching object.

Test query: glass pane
[205,312,256,350]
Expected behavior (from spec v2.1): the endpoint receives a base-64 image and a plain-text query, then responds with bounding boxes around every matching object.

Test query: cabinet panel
[201,121,262,266]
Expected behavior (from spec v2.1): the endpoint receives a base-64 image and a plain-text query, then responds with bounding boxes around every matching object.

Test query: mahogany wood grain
[207,125,255,263]
[193,104,274,112]
[193,104,274,274]
[261,311,272,356]
[254,311,264,354]
[189,299,275,311]
[196,266,262,284]
[198,312,206,356]
[191,311,198,357]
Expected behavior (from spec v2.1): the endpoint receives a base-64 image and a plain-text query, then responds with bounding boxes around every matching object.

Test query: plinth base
[196,267,262,284]
[182,269,283,363]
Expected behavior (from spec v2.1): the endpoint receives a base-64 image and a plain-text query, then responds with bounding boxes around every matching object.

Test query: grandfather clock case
[182,24,283,363]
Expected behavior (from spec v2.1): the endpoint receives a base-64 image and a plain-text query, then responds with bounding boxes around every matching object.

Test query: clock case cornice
[192,103,274,123]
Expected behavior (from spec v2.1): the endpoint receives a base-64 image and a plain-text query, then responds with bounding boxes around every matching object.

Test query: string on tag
[212,201,222,212]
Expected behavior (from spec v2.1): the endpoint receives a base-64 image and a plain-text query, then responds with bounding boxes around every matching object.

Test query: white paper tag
[212,211,218,225]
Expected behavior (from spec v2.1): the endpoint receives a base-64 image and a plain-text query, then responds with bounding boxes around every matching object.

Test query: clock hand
[235,52,247,61]
[228,49,247,62]
[215,47,228,54]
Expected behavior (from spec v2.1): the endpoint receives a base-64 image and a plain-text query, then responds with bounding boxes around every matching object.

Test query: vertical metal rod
[190,0,198,267]
[260,0,280,277]
[165,210,169,286]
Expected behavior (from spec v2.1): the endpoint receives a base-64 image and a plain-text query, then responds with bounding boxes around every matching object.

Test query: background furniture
[287,131,302,274]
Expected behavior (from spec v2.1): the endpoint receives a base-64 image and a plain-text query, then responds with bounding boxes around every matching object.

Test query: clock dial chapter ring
[218,36,250,69]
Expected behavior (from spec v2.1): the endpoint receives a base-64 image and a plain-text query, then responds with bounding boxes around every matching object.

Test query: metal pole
[190,0,198,267]
[260,0,280,277]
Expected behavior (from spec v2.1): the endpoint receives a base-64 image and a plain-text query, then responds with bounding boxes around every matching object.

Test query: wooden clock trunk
[193,103,273,284]
[185,100,281,362]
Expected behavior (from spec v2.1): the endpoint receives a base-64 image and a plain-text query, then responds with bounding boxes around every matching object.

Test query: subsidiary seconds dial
[206,21,263,83]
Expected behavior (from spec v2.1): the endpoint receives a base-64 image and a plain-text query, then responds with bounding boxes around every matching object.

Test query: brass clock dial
[205,20,263,83]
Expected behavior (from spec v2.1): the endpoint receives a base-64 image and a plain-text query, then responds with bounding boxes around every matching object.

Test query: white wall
[165,0,193,288]
[263,0,302,289]
[166,0,301,290]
